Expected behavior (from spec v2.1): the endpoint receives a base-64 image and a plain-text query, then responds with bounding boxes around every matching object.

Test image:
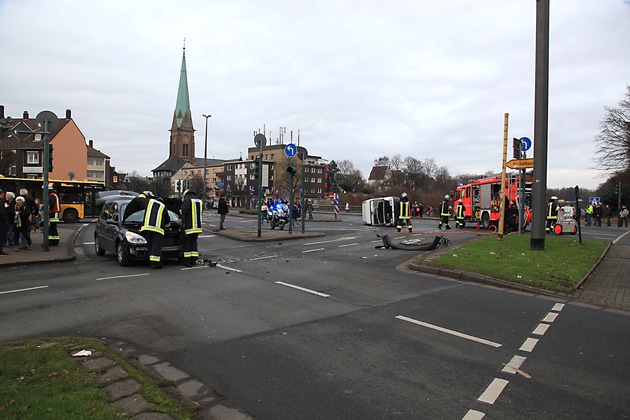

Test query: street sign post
[285,143,297,158]
[506,158,534,169]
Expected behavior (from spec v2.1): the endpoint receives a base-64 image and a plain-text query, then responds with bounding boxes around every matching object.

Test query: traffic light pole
[256,154,263,238]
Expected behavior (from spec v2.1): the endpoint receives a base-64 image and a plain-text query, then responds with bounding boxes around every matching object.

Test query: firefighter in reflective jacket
[48,189,60,246]
[139,192,170,269]
[397,192,412,233]
[181,189,203,267]
[455,199,466,228]
[438,195,452,230]
[546,195,559,232]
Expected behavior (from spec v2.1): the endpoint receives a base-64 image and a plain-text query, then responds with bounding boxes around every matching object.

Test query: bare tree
[595,85,630,175]
[390,154,402,170]
[373,156,390,167]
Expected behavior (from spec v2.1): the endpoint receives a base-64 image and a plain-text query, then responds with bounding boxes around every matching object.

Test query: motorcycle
[270,207,288,230]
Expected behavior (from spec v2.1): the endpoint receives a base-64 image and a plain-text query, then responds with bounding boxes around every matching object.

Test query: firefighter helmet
[401,192,407,198]
[444,194,450,199]
[183,189,196,198]
[550,195,558,200]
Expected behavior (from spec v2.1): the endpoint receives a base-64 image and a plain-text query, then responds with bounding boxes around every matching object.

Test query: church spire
[169,41,195,164]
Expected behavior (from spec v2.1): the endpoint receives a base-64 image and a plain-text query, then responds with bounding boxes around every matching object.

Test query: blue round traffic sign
[285,143,297,158]
[520,137,532,152]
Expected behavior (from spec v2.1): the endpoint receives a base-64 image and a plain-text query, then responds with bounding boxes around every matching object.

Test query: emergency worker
[124,191,169,269]
[585,202,594,226]
[181,189,203,267]
[546,196,559,233]
[397,192,412,233]
[455,199,466,228]
[48,188,60,246]
[438,195,452,230]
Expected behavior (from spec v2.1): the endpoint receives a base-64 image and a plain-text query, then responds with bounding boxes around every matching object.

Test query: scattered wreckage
[376,234,450,251]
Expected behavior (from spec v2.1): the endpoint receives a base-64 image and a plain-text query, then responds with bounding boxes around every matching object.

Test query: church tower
[169,45,195,164]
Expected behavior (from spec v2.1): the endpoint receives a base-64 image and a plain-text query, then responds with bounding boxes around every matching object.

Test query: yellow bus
[0,176,106,222]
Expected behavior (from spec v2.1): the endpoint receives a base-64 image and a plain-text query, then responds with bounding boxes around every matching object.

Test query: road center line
[0,285,49,295]
[338,243,359,248]
[275,281,330,298]
[250,255,279,261]
[519,337,539,352]
[542,312,558,323]
[303,237,357,246]
[477,378,509,404]
[532,323,550,336]
[395,315,502,348]
[96,273,150,281]
[502,355,527,374]
[216,264,242,272]
[302,248,325,253]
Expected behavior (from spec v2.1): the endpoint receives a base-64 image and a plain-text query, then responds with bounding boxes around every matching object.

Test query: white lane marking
[462,409,485,420]
[0,285,49,295]
[551,303,565,312]
[275,281,330,298]
[217,264,242,272]
[84,241,95,245]
[542,312,558,323]
[502,355,527,374]
[395,316,502,348]
[478,378,509,404]
[96,273,150,281]
[199,234,216,238]
[532,323,550,336]
[519,337,539,352]
[303,237,357,246]
[302,248,325,253]
[338,243,359,248]
[250,255,279,261]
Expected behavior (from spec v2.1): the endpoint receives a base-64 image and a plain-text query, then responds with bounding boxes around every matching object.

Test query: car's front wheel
[116,241,132,266]
[94,235,106,256]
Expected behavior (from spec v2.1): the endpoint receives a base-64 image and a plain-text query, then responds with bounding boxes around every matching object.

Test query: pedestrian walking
[48,189,60,246]
[620,205,629,228]
[218,194,229,230]
[0,190,8,255]
[604,204,613,226]
[14,196,32,251]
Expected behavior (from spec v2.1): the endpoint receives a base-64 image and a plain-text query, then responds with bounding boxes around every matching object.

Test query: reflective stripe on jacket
[185,198,203,235]
[141,199,166,235]
[399,201,410,220]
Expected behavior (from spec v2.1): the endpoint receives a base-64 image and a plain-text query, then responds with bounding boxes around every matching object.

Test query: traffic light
[254,157,260,180]
[47,143,54,172]
[287,166,297,176]
[176,179,181,192]
[512,138,522,159]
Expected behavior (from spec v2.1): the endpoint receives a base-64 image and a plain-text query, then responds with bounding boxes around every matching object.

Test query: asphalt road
[1,213,629,419]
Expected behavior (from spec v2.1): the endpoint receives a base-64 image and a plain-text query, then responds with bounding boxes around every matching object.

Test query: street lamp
[202,114,211,210]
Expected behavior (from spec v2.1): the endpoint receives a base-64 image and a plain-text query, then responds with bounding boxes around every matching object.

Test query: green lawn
[0,337,194,419]
[426,233,608,293]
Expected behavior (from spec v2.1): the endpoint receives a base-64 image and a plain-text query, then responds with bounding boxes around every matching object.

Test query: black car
[94,198,183,266]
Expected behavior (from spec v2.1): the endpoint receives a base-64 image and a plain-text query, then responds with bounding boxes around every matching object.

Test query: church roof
[152,155,187,173]
[173,47,191,129]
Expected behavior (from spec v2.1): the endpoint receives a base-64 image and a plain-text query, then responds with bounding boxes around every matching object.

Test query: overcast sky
[1,0,629,190]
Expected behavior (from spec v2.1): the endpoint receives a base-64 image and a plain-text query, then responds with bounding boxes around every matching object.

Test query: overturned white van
[362,196,400,226]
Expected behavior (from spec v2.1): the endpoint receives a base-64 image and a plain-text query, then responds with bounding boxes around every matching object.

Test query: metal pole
[202,114,211,211]
[530,0,550,251]
[42,121,50,252]
[498,113,509,240]
[301,161,306,233]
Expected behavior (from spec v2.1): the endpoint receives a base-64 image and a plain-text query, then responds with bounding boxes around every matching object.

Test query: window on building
[270,154,274,159]
[26,151,40,164]
[227,175,232,181]
[183,144,189,157]
[311,177,316,183]
[317,178,322,183]
[318,168,323,173]
[226,165,232,170]
[317,188,322,194]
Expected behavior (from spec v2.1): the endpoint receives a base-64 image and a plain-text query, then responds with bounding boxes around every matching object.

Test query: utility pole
[202,114,211,210]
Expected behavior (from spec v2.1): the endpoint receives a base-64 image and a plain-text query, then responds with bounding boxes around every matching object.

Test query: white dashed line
[275,281,330,298]
[462,409,485,419]
[338,243,359,248]
[478,378,509,404]
[0,285,49,295]
[396,315,502,348]
[502,355,527,374]
[302,248,325,253]
[551,303,565,312]
[519,337,539,352]
[216,264,242,272]
[96,273,150,281]
[542,312,558,323]
[532,323,550,336]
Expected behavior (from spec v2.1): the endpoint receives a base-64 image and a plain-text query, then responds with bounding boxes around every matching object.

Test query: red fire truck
[456,173,532,230]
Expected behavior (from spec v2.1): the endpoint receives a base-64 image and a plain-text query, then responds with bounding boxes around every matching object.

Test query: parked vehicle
[94,198,183,266]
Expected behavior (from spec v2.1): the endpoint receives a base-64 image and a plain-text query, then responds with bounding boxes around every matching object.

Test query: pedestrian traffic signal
[47,143,54,172]
[512,138,522,159]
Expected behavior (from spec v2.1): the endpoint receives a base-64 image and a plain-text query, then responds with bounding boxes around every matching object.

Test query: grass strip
[426,234,608,292]
[0,337,195,419]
